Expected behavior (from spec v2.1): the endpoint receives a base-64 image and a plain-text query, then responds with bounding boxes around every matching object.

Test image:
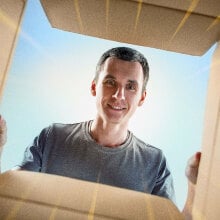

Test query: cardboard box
[0,0,220,219]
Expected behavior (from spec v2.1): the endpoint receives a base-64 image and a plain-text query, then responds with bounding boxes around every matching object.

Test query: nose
[112,86,125,100]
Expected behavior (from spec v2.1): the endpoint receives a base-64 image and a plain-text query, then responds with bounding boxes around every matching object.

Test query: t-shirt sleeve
[17,126,52,172]
[152,153,176,203]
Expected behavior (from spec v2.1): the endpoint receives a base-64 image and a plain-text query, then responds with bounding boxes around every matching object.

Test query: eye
[103,78,116,87]
[126,82,137,91]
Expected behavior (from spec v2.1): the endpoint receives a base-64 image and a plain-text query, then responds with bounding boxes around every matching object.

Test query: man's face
[91,57,146,125]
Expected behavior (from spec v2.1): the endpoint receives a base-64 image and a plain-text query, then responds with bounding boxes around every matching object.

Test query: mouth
[107,103,127,111]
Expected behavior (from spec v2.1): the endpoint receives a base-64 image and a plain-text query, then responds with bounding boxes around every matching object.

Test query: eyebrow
[104,75,138,84]
[103,75,115,80]
[103,75,140,89]
[127,80,138,85]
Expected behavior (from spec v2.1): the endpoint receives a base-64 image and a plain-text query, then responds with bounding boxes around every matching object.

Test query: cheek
[126,92,138,102]
[101,86,114,98]
[127,94,143,107]
[95,88,107,105]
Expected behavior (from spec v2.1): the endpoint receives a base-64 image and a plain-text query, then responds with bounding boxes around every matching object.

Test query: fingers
[0,115,7,148]
[185,151,201,185]
[0,115,7,133]
[188,152,201,168]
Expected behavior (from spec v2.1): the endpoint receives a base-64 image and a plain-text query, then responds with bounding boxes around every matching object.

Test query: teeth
[109,104,124,110]
[112,106,122,110]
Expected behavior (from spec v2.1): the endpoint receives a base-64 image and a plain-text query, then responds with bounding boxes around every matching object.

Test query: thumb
[185,152,201,184]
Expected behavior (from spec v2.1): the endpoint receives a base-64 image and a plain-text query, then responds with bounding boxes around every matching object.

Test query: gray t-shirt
[19,121,175,202]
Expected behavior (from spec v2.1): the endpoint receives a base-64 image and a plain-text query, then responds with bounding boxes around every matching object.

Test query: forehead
[101,57,144,81]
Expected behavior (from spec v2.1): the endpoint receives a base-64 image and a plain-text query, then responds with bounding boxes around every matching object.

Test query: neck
[89,119,129,148]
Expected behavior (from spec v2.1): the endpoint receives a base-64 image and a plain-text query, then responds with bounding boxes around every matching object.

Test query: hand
[185,152,201,185]
[0,115,7,150]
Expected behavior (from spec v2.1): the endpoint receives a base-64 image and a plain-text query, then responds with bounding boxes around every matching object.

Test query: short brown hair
[94,47,149,92]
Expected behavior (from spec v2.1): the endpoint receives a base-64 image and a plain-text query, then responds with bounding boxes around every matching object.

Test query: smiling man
[0,47,200,218]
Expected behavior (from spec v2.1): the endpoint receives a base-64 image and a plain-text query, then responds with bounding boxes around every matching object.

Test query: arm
[182,152,201,219]
[0,115,7,173]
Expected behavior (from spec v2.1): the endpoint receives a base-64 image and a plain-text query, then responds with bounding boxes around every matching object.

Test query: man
[0,47,200,218]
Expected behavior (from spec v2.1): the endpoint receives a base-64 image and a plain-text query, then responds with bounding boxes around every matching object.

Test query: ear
[91,80,96,96]
[138,90,147,106]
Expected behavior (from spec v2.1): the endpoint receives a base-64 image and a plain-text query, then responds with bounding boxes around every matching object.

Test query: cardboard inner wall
[133,0,220,17]
[40,0,220,56]
[0,0,26,101]
[192,41,220,220]
[0,171,184,220]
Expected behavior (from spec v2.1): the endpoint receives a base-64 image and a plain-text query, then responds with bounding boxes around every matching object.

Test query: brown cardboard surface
[0,171,183,219]
[133,0,220,17]
[192,42,220,220]
[40,0,220,56]
[0,0,26,101]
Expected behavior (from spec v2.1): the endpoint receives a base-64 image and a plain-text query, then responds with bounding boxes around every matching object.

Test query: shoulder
[131,134,165,161]
[51,122,82,131]
[41,121,86,139]
[51,121,86,131]
[132,135,163,154]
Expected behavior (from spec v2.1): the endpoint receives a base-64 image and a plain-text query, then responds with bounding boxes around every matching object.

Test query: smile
[108,104,127,110]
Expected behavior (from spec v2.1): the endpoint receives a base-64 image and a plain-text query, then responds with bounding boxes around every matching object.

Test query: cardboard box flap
[132,0,220,18]
[0,171,183,219]
[40,0,220,56]
[0,0,26,100]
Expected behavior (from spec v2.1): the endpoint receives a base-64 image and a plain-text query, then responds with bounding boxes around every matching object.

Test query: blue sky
[0,0,216,209]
